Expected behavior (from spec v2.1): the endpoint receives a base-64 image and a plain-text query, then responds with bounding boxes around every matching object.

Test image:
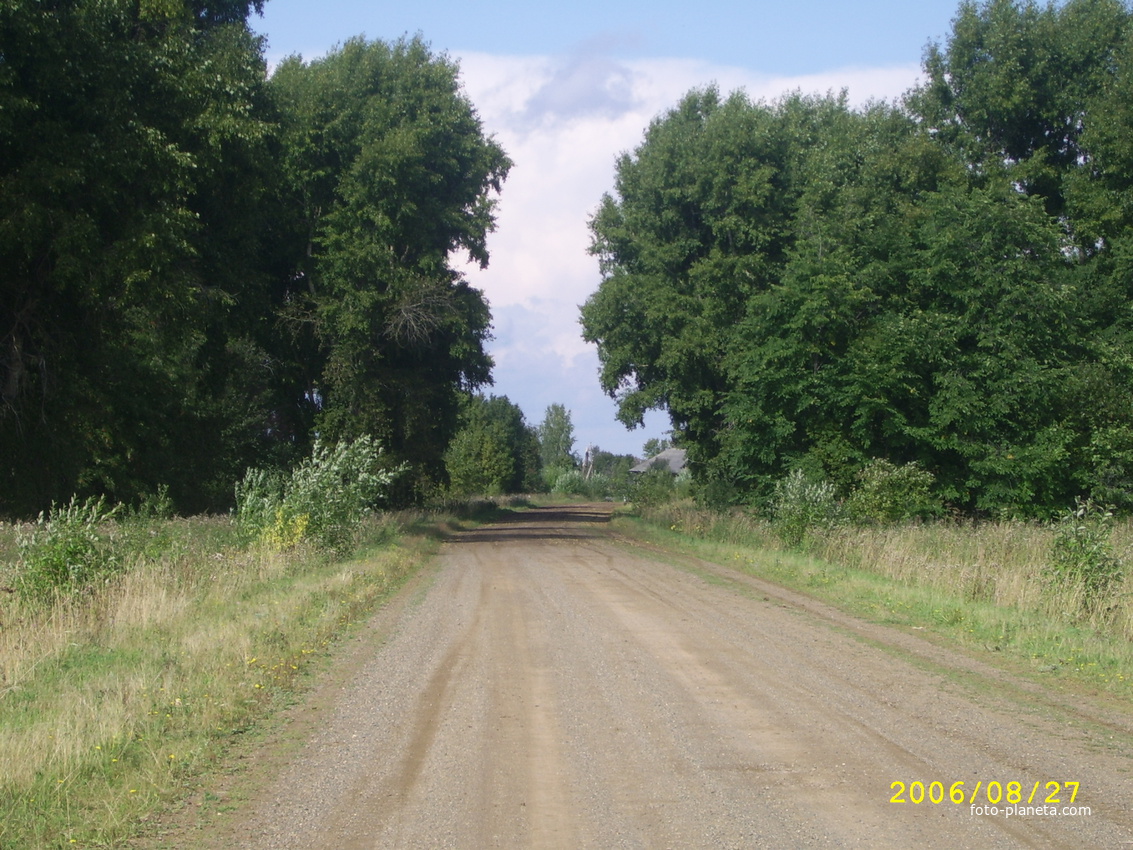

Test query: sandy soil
[187,505,1133,848]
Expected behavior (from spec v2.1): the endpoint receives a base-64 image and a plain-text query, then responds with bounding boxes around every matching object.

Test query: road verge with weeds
[0,498,504,849]
[616,502,1133,702]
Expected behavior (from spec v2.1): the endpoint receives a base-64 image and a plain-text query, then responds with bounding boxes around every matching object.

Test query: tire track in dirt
[200,505,1133,849]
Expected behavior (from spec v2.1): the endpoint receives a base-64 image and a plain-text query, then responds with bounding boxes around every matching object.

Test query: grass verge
[614,505,1133,703]
[0,510,458,849]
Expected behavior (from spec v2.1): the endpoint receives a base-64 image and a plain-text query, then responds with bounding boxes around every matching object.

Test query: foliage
[14,497,122,599]
[846,459,940,525]
[129,485,177,521]
[551,469,590,497]
[445,427,514,497]
[445,394,540,495]
[910,0,1132,229]
[630,465,691,509]
[0,14,510,517]
[584,446,638,499]
[537,404,578,471]
[269,38,510,497]
[771,469,843,548]
[236,436,399,553]
[1048,498,1124,612]
[583,1,1133,516]
[0,0,281,515]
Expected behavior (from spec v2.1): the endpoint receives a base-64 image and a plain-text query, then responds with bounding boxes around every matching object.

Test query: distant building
[629,447,687,475]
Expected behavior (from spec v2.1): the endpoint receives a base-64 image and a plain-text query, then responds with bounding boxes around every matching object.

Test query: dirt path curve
[213,505,1133,848]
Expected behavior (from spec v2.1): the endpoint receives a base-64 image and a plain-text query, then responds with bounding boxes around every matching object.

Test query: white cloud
[453,51,923,454]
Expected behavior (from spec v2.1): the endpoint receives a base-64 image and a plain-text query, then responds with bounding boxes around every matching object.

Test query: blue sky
[252,0,965,458]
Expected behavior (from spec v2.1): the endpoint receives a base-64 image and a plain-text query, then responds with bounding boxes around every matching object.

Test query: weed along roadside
[4,485,1131,847]
[619,502,1133,703]
[0,449,508,848]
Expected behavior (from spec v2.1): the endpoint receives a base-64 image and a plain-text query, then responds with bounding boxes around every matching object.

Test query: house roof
[629,447,687,475]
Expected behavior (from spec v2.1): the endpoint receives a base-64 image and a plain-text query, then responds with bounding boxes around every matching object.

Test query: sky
[251,0,966,458]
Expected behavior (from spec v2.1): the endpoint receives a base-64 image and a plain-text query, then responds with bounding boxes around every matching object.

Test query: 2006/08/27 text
[890,780,1080,806]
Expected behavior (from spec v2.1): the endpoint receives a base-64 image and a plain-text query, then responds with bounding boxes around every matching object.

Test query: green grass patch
[0,511,448,849]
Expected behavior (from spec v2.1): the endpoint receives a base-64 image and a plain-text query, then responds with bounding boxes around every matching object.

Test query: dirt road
[210,505,1133,848]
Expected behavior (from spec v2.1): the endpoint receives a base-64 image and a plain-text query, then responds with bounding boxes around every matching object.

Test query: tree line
[582,0,1133,515]
[443,399,651,499]
[1,0,509,516]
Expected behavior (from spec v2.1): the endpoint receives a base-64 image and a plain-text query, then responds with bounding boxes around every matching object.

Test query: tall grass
[0,512,429,849]
[814,520,1133,640]
[633,501,1133,687]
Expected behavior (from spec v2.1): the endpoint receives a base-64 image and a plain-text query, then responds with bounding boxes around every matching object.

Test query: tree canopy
[1,0,278,513]
[0,2,509,516]
[537,403,578,472]
[583,0,1133,515]
[268,38,511,498]
[445,394,541,495]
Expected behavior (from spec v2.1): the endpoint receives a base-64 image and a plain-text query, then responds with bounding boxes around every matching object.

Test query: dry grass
[639,501,1133,657]
[813,520,1133,640]
[0,513,432,849]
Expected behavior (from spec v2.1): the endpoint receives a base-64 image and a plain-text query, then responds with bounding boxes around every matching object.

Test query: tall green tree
[445,394,540,495]
[584,88,793,462]
[269,38,511,497]
[584,44,1133,513]
[0,0,276,515]
[537,403,577,472]
[910,0,1132,234]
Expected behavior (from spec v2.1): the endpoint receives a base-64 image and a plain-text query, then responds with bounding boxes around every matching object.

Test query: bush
[15,496,122,599]
[551,469,587,496]
[236,436,401,554]
[771,469,842,547]
[1048,498,1124,613]
[846,459,939,525]
[630,467,676,508]
[234,467,285,540]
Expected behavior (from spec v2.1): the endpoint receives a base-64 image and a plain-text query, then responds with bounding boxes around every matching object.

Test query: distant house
[629,447,687,475]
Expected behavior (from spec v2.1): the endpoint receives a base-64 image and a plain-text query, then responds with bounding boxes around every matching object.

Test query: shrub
[130,484,176,520]
[541,464,573,493]
[846,459,939,525]
[580,472,613,500]
[771,468,842,547]
[236,436,401,553]
[15,496,122,599]
[630,467,677,508]
[234,467,285,541]
[551,469,588,496]
[1047,498,1124,613]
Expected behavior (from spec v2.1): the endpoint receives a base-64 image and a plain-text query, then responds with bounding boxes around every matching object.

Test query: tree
[445,394,540,495]
[584,55,1133,514]
[268,38,511,499]
[583,91,935,493]
[0,0,277,515]
[537,404,577,473]
[583,87,788,464]
[0,14,514,516]
[909,0,1132,237]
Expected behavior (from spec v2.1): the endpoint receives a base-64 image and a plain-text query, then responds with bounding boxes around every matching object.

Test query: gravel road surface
[207,505,1133,848]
